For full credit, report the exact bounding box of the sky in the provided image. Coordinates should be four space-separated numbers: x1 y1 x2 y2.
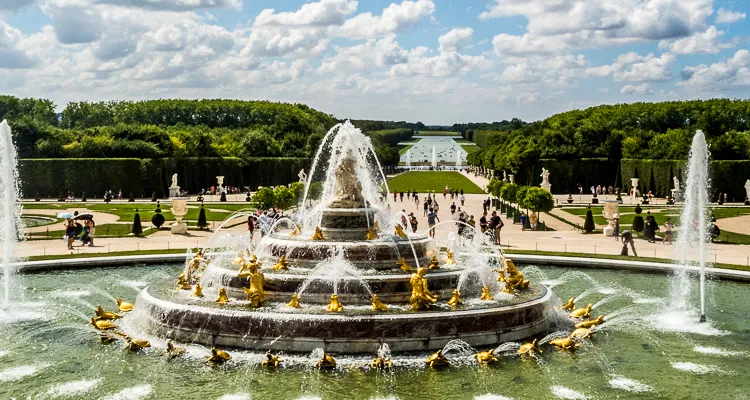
0 0 748 125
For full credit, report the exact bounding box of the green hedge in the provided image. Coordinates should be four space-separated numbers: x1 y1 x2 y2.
536 159 617 194
19 157 310 199
367 128 414 146
472 130 509 148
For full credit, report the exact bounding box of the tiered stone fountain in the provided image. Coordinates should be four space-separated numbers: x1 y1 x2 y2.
131 121 560 354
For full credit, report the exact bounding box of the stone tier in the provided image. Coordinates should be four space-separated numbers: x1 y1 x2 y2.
320 207 378 240
130 283 561 353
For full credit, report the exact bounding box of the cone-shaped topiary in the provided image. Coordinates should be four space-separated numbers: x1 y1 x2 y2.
632 204 644 232
128 192 135 202
132 209 143 236
583 207 595 233
197 203 208 229
151 191 157 202
220 192 227 202
81 192 87 202
151 201 165 229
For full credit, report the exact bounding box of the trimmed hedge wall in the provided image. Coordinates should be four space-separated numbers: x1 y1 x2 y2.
19 157 309 199
472 130 508 149
536 159 617 195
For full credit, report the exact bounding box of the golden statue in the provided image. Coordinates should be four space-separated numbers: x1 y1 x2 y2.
518 339 540 358
326 294 344 312
232 251 246 266
208 348 232 365
370 355 392 370
475 349 499 366
94 305 121 321
495 259 530 290
575 315 604 329
394 225 407 238
240 262 265 308
311 227 325 240
90 317 117 331
373 220 381 233
315 352 337 369
570 328 593 340
445 250 455 265
176 272 192 290
396 257 413 272
365 227 377 240
187 253 207 282
261 351 283 367
409 267 438 311
126 338 151 351
548 337 578 350
287 293 302 308
273 255 289 271
116 298 133 312
99 332 124 345
163 341 187 358
425 350 449 368
428 256 440 270
238 255 261 276
290 227 300 236
560 297 575 311
193 283 204 298
216 288 231 304
501 283 515 294
447 289 462 308
569 304 592 319
371 294 388 311
480 285 494 301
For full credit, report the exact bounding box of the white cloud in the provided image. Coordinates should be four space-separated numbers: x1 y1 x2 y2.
492 33 566 56
438 27 473 52
620 83 652 95
586 52 675 82
339 0 435 40
679 49 750 90
715 8 746 24
0 21 38 68
254 0 357 27
95 0 241 11
658 26 724 54
318 35 407 73
0 0 36 11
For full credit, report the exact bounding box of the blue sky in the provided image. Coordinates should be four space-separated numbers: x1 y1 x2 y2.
0 0 748 124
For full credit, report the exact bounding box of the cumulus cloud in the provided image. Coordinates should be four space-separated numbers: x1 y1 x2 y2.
339 0 435 40
438 27 473 52
94 0 241 11
0 0 37 11
318 35 407 73
0 21 37 68
658 26 725 54
254 0 356 27
620 83 652 95
586 52 675 82
679 49 750 90
715 8 746 24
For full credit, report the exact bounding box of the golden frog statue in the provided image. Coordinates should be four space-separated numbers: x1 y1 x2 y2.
560 297 575 311
315 352 337 369
365 227 377 240
311 227 325 240
116 298 133 312
518 339 540 358
425 350 449 368
570 327 593 340
475 349 499 366
240 262 265 308
163 341 187 358
273 255 289 271
396 257 413 272
548 337 578 350
216 288 231 304
371 294 388 311
445 250 455 265
208 348 232 365
480 285 494 301
370 356 392 370
495 259 529 290
261 351 283 367
193 283 204 298
99 331 127 345
447 289 462 308
126 338 151 351
287 293 302 308
94 305 121 321
428 256 440 270
394 225 407 238
409 267 438 311
326 294 344 312
569 304 592 319
90 317 117 331
575 315 604 329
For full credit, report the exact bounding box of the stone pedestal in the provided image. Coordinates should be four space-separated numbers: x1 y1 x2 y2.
170 198 188 235
168 186 180 199
541 183 551 193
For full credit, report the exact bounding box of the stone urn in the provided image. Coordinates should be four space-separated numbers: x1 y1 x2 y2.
170 198 189 234
630 178 639 200
602 200 619 237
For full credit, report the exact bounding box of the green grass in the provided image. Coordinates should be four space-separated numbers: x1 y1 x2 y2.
22 202 255 223
462 145 481 153
26 248 187 262
415 131 461 136
561 206 680 227
398 145 413 156
398 138 422 144
27 223 158 239
388 171 484 194
712 207 750 219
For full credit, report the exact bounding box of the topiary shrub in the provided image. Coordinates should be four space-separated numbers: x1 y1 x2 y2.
81 192 87 202
132 209 143 236
35 192 41 202
151 201 165 229
151 191 157 202
591 192 598 204
220 192 227 202
197 203 208 230
583 207 595 233
58 192 66 202
632 205 644 232
246 191 252 202
128 192 135 202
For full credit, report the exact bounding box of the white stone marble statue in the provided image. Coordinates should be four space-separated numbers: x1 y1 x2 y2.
503 170 508 182
745 179 750 200
170 198 188 234
298 169 307 183
540 168 551 193
673 176 680 191
171 173 178 188
169 173 180 198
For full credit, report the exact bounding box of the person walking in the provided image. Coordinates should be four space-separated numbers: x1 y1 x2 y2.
64 219 75 250
423 200 429 216
466 215 476 240
459 194 465 206
87 219 96 247
248 215 255 240
427 209 439 238
399 192 404 202
621 230 638 256
432 201 439 216
519 212 527 231
450 202 457 216
409 213 418 233
663 218 674 245
479 212 488 233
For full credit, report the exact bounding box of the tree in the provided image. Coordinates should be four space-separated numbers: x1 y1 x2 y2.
487 179 504 197
151 202 165 229
583 207 595 233
197 203 208 229
252 187 276 210
515 185 530 207
499 183 519 203
289 181 305 206
273 186 295 210
632 205 644 232
307 181 323 203
132 209 143 236
520 187 554 213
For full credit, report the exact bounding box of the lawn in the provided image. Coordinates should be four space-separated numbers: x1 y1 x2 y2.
27 223 158 239
462 145 481 153
398 144 413 156
387 171 484 194
562 206 750 227
22 202 256 223
415 131 461 136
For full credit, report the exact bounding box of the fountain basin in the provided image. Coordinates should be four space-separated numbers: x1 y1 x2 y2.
130 283 559 353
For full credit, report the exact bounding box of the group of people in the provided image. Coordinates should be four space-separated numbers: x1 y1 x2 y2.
442 186 465 205
63 214 96 250
393 189 419 203
247 205 284 239
479 211 504 245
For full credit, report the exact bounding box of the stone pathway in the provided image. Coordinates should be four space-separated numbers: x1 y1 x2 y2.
716 214 750 235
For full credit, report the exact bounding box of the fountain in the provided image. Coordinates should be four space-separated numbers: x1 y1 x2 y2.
130 121 559 353
431 145 437 168
0 120 21 307
455 147 461 169
672 130 711 322
406 148 411 170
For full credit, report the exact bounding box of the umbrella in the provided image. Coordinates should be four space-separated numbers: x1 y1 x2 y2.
74 213 94 220
57 212 74 219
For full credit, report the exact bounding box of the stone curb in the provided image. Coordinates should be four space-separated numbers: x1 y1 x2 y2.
11 254 186 273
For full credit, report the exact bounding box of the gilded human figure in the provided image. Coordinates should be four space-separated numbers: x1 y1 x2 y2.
409 267 438 310
240 261 265 308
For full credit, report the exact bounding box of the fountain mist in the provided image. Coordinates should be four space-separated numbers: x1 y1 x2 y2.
672 130 710 322
0 120 21 307
431 145 437 168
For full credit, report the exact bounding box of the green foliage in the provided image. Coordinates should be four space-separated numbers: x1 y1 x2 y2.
367 128 414 146
289 182 305 204
273 186 295 210
486 179 504 197
252 187 276 210
386 172 484 194
132 210 143 235
583 208 595 233
520 187 554 212
197 205 208 229
307 181 323 201
350 120 423 133
499 183 519 203
632 215 645 232
515 185 529 206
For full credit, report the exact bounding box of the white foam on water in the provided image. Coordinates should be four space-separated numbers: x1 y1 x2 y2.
647 310 727 336
0 308 45 324
55 290 92 298
633 297 661 304
693 346 747 356
218 394 250 400
47 378 103 397
0 364 47 382
550 386 587 400
608 376 652 393
102 384 153 400
0 350 7 358
671 362 724 375
475 395 514 400
598 288 618 295
295 397 322 400
119 280 148 291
